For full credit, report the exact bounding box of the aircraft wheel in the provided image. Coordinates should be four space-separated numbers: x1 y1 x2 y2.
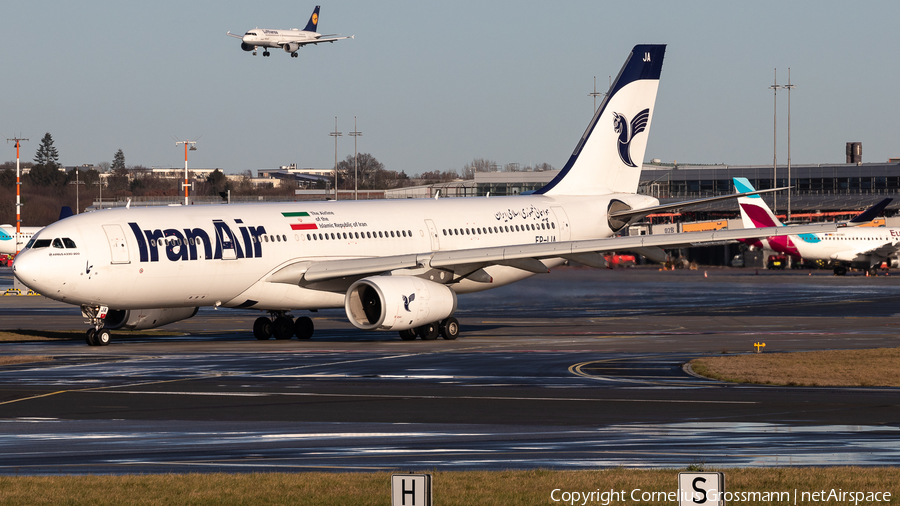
834 266 847 276
273 316 294 340
439 317 459 340
85 328 97 346
398 329 417 341
416 322 439 340
95 329 112 346
294 316 314 340
253 317 273 340
868 266 879 276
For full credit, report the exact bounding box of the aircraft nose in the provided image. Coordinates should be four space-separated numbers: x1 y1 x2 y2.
12 250 38 288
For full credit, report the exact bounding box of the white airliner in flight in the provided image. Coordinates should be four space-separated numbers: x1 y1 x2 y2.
734 177 895 275
227 5 352 58
13 45 845 346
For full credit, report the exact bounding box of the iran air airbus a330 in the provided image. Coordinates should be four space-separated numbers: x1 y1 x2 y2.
13 45 844 346
227 5 352 58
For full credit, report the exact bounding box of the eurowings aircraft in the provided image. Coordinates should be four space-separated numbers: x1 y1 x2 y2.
734 177 895 275
13 45 846 346
226 5 352 58
0 226 40 255
0 207 73 255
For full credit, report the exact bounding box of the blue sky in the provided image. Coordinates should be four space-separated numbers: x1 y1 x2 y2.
3 1 899 175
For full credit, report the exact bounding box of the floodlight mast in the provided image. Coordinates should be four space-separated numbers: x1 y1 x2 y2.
175 140 197 205
7 137 28 254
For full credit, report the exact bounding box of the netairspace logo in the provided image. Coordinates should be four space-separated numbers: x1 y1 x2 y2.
549 488 893 506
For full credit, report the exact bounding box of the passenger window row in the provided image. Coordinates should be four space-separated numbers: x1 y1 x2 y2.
442 222 555 236
308 230 413 241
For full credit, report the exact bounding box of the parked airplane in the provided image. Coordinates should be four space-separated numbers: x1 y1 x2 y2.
227 5 352 58
0 226 40 255
734 177 894 275
0 207 73 255
13 45 844 346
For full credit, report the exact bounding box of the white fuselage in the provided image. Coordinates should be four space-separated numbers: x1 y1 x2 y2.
242 28 319 49
0 225 41 255
13 193 657 310
774 227 900 266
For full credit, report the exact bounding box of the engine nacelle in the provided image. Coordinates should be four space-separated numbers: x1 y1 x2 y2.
241 42 255 52
345 276 457 331
103 307 199 330
283 42 300 53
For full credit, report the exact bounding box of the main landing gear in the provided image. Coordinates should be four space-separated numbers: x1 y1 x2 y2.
263 50 271 57
82 305 111 347
253 311 314 340
290 52 298 58
398 317 460 341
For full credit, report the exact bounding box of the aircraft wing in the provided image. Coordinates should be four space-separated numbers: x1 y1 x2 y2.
848 241 900 260
297 35 353 46
226 31 243 39
268 222 843 287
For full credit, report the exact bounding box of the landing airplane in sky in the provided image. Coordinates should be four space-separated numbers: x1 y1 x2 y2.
13 45 847 346
734 177 894 275
226 5 352 58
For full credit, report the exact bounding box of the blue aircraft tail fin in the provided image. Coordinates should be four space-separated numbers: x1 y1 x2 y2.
303 5 320 32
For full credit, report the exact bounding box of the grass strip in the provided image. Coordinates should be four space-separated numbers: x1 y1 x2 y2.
0 468 897 506
690 347 900 386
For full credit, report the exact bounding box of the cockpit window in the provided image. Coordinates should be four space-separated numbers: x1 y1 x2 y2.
62 238 77 248
52 238 64 249
32 239 51 249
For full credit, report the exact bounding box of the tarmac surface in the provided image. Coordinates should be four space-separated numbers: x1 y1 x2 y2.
1 266 900 474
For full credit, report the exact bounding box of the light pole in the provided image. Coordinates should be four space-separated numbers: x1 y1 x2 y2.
329 118 342 200
175 140 197 205
93 179 105 210
349 117 362 200
783 68 796 222
68 168 83 214
6 137 28 254
588 75 610 113
769 69 783 215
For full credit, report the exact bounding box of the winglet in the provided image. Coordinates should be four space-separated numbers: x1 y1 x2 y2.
846 198 893 226
304 5 321 32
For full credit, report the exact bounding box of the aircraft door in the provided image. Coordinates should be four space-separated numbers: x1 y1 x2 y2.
424 219 440 251
551 207 571 241
103 224 131 264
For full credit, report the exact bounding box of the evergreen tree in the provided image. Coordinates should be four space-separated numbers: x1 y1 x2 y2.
33 133 60 171
28 133 65 187
111 149 126 172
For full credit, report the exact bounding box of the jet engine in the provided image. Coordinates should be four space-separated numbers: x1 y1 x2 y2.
103 307 199 330
283 42 300 53
240 43 255 52
345 276 457 331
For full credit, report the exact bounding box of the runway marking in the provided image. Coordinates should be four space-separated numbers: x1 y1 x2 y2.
88 390 758 404
0 390 68 406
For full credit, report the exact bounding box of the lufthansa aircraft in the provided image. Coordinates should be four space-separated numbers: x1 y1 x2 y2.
13 45 845 346
226 5 352 58
734 177 894 275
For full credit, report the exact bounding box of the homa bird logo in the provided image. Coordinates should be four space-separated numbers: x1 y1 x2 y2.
402 293 415 312
612 108 650 168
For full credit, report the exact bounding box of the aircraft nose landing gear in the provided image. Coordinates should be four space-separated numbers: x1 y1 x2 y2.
82 305 111 346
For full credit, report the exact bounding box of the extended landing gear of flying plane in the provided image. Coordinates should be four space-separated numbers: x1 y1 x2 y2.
290 52 298 58
263 50 271 57
253 312 314 340
398 317 460 341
